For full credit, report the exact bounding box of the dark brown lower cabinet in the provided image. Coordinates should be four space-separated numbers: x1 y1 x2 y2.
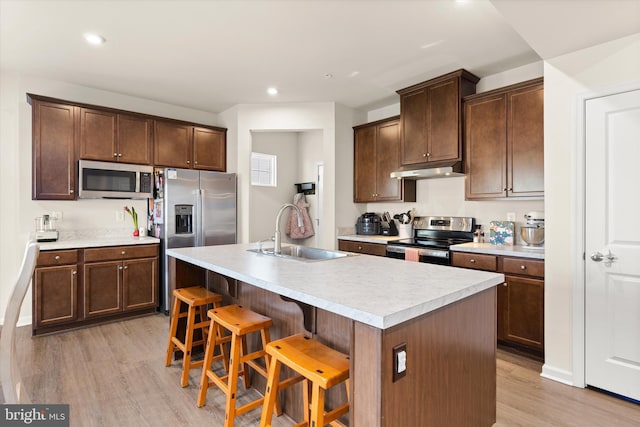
338 240 387 256
452 252 544 356
498 275 544 352
33 244 158 335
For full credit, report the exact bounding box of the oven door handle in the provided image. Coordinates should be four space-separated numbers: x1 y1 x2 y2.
387 245 450 259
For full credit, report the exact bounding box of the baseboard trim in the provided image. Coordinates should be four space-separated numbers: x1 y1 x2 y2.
541 363 576 387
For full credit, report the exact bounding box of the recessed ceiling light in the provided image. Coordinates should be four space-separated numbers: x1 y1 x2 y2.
348 71 360 78
84 33 106 45
267 87 278 96
323 73 333 79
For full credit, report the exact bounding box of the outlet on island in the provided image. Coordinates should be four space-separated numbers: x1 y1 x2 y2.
115 210 125 222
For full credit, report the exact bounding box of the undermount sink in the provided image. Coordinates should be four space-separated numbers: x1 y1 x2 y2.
248 245 353 261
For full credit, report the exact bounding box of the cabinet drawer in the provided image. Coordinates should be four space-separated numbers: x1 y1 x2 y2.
451 252 497 271
37 250 78 266
338 240 387 257
84 244 158 262
503 257 544 278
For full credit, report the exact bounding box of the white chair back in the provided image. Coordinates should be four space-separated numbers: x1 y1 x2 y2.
0 241 39 403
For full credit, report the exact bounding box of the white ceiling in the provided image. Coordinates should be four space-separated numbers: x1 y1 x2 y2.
1 0 638 113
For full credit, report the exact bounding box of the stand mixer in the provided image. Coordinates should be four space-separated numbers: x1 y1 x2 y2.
521 211 544 246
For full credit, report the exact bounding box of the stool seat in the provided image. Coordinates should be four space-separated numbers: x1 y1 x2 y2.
267 334 349 390
198 304 278 427
260 334 350 427
165 286 226 388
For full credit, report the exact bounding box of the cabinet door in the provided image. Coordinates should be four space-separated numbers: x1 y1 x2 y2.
500 275 544 351
400 88 428 165
375 120 402 200
84 261 122 318
193 127 226 171
79 108 117 162
32 100 77 200
353 125 377 202
34 265 78 327
508 84 544 197
464 95 507 199
118 114 153 165
123 257 158 311
427 77 460 162
154 120 192 168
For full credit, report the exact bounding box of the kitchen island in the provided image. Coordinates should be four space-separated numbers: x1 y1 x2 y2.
167 243 504 427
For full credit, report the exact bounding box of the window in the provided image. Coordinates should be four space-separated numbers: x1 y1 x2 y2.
251 152 277 186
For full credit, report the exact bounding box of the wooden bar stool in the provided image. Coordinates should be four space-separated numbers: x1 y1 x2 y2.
197 304 281 427
165 286 228 387
260 333 350 427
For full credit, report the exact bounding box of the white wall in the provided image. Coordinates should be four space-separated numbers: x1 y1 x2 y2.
542 32 640 384
220 102 361 250
0 72 220 325
249 132 299 242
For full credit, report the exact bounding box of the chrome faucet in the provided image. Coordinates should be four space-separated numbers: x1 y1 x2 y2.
274 203 303 254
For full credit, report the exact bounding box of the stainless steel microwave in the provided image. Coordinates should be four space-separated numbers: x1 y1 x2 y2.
78 160 153 199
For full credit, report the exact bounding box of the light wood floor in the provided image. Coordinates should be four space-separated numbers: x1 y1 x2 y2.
4 313 639 426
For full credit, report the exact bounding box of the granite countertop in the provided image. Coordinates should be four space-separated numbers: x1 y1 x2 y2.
450 242 545 260
337 234 402 244
36 229 160 251
167 243 504 329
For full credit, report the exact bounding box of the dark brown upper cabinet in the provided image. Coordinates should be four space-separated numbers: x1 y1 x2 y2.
353 117 416 203
464 78 544 200
397 69 479 171
154 120 227 171
29 96 78 200
79 109 153 165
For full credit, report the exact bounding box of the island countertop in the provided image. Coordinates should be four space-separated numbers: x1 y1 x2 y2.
167 243 504 329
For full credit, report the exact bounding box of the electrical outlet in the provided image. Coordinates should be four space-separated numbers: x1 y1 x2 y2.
506 212 516 222
392 343 407 382
115 210 125 222
49 211 63 221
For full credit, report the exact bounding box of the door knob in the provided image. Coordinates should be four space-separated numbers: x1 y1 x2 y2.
590 250 616 262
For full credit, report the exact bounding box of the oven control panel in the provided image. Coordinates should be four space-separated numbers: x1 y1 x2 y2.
413 216 474 232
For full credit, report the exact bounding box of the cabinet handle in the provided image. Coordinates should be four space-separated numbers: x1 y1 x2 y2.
520 265 526 270
121 251 126 255
187 160 190 164
470 259 476 263
427 152 431 157
423 153 427 157
55 255 60 260
358 246 363 250
113 153 118 157
69 189 74 194
194 160 198 165
503 282 508 287
118 153 123 157
508 187 513 191
119 266 124 270
72 271 77 276
123 266 128 270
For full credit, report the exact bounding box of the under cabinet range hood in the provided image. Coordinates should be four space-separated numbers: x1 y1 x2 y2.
390 164 464 180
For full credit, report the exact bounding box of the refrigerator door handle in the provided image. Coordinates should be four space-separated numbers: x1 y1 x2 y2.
199 188 206 247
194 188 202 247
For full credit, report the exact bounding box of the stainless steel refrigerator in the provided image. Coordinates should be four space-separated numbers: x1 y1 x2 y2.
157 168 237 313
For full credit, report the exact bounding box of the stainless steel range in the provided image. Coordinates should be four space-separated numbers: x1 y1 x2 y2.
386 216 475 265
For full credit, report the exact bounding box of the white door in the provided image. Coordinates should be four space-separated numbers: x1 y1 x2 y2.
585 88 640 401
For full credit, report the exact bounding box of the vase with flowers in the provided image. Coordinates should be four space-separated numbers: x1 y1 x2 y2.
124 206 139 236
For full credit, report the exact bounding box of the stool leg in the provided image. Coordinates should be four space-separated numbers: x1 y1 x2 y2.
240 334 251 389
309 382 326 427
261 328 282 417
225 333 242 427
302 379 310 425
259 356 282 427
198 304 209 339
213 301 230 372
165 297 181 366
197 316 218 407
181 305 197 387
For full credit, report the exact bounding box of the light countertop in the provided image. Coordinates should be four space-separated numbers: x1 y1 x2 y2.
337 234 402 244
167 243 504 329
36 229 159 251
450 242 545 259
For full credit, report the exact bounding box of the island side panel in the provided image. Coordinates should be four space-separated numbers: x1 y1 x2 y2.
352 287 497 427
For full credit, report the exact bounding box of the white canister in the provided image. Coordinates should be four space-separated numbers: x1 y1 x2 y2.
138 227 147 237
398 223 412 239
